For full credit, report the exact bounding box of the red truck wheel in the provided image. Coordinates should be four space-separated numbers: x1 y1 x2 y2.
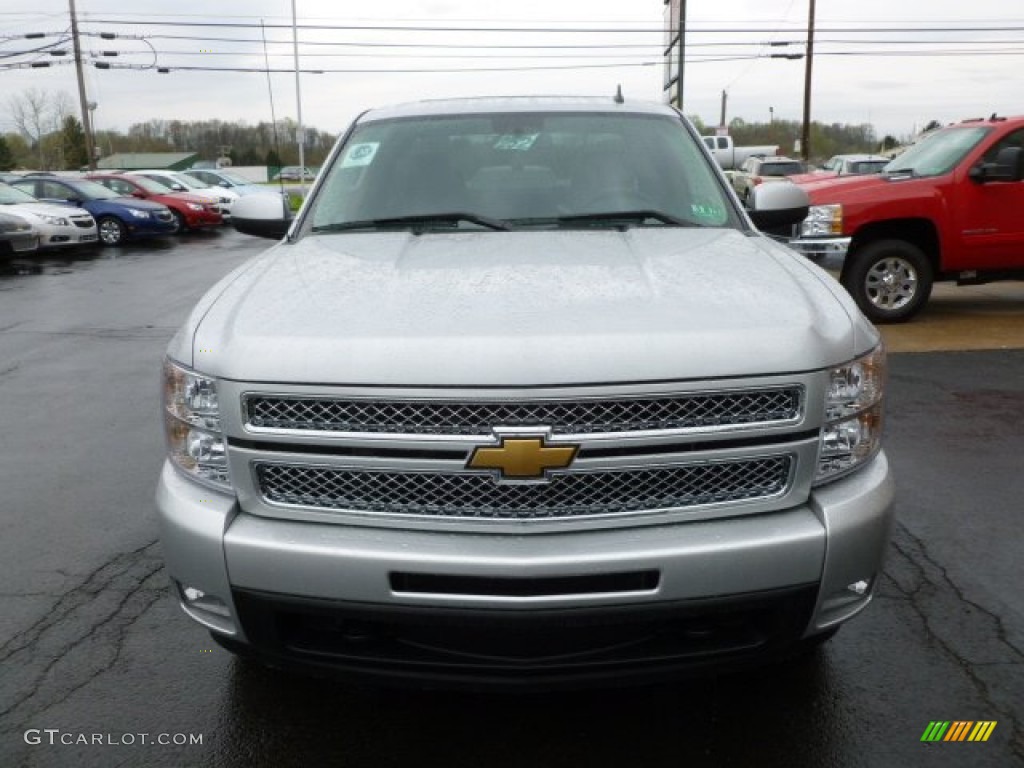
842 239 934 323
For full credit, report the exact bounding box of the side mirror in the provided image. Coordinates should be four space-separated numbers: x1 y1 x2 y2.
232 193 293 240
132 191 145 198
747 182 810 236
219 181 230 188
969 146 1024 183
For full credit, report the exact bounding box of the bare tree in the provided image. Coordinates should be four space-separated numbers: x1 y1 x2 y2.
5 88 75 169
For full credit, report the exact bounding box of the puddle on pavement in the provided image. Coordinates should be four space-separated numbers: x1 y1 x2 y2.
0 249 105 278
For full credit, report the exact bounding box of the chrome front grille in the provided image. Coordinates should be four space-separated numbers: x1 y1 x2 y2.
255 456 794 520
244 388 802 436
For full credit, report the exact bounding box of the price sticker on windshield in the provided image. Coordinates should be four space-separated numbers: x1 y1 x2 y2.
342 142 380 167
493 134 539 151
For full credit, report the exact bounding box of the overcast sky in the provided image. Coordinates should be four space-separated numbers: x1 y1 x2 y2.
2 0 1022 144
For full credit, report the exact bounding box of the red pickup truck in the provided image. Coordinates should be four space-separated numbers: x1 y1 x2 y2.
788 115 1024 322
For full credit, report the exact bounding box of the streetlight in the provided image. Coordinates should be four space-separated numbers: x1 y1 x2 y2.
291 0 305 177
87 100 99 162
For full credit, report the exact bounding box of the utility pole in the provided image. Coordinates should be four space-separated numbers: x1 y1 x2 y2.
676 1 686 110
719 90 728 129
800 0 816 163
291 0 305 176
69 0 97 171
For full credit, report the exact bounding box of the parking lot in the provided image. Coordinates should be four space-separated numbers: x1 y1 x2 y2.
1 230 1022 768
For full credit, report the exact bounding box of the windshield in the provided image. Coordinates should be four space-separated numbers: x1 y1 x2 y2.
886 126 991 176
65 180 118 200
173 173 209 190
847 160 888 175
307 111 738 232
216 171 249 185
759 162 804 176
0 183 39 204
131 175 173 194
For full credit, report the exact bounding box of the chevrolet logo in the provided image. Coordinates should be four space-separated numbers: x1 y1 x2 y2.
466 435 579 481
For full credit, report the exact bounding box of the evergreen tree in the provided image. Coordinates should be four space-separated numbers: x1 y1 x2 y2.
60 116 89 170
0 135 14 171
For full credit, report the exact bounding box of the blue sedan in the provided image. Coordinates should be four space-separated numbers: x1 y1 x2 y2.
10 177 177 246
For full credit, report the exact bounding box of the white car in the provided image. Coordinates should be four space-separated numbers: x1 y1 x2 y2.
183 169 276 198
127 170 238 219
0 182 98 248
818 154 890 177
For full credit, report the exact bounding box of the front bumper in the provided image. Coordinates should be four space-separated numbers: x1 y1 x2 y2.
183 209 224 229
788 236 851 260
1 231 39 254
40 227 98 248
128 218 177 238
156 452 894 684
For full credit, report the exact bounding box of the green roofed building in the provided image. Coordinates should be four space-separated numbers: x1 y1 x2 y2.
96 152 199 171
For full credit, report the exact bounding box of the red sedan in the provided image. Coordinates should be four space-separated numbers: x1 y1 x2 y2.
86 173 222 233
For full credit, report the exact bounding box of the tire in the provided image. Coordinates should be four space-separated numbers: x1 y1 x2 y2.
96 215 126 246
171 210 187 234
841 239 933 323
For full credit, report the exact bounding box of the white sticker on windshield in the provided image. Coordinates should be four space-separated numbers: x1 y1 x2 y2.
493 134 539 151
691 203 725 222
341 142 379 167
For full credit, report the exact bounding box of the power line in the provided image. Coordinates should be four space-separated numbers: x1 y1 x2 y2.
78 18 1024 34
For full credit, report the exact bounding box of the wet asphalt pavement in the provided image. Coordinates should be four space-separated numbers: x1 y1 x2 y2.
0 230 1022 768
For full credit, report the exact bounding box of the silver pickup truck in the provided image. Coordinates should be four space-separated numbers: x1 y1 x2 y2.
157 96 893 687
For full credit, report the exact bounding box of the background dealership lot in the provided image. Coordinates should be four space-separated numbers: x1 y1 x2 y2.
0 231 1022 767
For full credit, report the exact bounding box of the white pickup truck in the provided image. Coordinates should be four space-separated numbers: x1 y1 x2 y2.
703 134 781 170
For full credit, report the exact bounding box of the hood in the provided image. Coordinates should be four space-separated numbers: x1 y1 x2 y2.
165 192 215 205
108 196 169 212
187 228 871 386
797 173 895 203
2 202 91 220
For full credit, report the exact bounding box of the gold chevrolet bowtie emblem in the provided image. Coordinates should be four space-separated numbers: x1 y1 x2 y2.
466 436 579 480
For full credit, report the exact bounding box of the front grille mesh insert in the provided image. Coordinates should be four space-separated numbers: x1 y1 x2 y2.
245 388 802 436
255 456 793 520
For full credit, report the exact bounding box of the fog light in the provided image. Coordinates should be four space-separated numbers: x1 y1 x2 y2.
847 579 870 596
178 583 231 618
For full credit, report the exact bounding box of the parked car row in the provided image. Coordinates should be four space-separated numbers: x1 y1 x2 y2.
0 183 99 248
0 166 289 252
87 174 222 234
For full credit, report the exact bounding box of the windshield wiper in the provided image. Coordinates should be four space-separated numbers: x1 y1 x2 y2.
312 212 512 233
554 210 696 228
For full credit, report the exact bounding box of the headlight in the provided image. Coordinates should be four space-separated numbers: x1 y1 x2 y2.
40 214 70 226
186 203 204 211
128 208 151 219
799 204 843 237
164 358 231 491
815 344 886 485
